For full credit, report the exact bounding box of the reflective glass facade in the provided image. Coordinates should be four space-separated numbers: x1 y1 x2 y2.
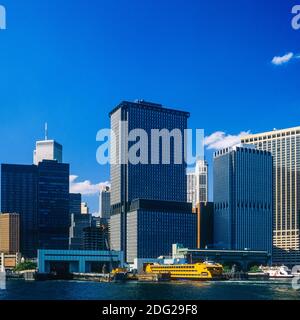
1 164 38 257
109 101 193 261
213 146 273 255
38 160 70 250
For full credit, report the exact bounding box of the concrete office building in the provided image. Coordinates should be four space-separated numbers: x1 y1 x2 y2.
0 213 20 254
33 124 62 165
187 160 209 207
83 223 109 251
242 127 300 265
110 100 196 262
99 186 111 220
81 202 89 215
69 213 92 250
213 144 273 255
33 140 62 165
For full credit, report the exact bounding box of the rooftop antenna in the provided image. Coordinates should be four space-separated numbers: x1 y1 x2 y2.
45 122 48 140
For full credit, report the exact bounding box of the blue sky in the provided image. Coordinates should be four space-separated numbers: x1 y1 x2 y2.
0 0 300 212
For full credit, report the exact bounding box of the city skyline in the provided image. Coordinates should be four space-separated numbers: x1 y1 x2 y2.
0 1 300 213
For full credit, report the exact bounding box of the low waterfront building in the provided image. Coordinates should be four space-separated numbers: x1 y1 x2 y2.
172 244 271 271
37 249 124 274
0 252 22 270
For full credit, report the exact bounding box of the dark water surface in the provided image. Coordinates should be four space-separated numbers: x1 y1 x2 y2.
0 279 299 300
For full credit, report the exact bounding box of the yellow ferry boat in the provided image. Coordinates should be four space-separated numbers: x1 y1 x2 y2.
145 262 224 280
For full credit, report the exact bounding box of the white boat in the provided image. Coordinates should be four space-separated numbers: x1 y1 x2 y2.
259 265 294 279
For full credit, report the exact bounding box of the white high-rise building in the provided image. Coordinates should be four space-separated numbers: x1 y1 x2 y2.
242 127 300 265
81 202 89 215
33 124 62 165
99 186 111 219
187 160 208 207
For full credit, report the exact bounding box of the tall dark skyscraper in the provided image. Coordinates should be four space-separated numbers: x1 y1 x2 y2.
213 144 273 255
110 100 196 262
1 160 70 257
69 193 82 215
1 164 38 257
37 160 70 250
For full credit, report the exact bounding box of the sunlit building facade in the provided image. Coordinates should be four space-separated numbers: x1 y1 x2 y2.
242 127 300 265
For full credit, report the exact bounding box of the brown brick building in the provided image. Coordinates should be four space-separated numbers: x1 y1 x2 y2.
0 213 20 254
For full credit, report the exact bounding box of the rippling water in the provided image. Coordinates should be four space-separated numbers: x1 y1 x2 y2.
0 279 300 300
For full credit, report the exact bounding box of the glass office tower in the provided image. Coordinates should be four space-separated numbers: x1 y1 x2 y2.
110 100 196 262
242 127 300 265
38 160 70 250
69 193 82 215
1 164 38 257
213 145 273 255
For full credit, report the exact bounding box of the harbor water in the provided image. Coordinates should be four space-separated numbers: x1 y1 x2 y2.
0 279 300 300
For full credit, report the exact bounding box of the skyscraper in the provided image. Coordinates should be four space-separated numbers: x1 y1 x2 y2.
69 213 92 250
213 144 273 254
110 100 196 262
99 186 111 220
242 127 300 265
81 202 89 215
0 213 20 254
37 160 70 250
33 140 63 165
69 193 82 215
187 160 208 207
1 160 70 257
1 164 38 257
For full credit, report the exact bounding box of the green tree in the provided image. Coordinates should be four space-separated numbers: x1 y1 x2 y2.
249 265 260 273
14 261 37 272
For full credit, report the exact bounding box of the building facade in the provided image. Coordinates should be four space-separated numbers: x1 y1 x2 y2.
187 160 208 207
83 223 109 251
69 213 92 250
69 193 82 215
81 202 89 215
33 140 63 165
126 200 197 263
1 164 38 257
1 160 70 257
242 127 300 265
0 213 20 254
110 100 195 261
213 145 273 255
37 160 70 250
193 202 214 249
99 186 111 220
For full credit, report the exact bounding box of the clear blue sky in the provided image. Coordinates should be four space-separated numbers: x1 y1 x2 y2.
0 0 300 212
